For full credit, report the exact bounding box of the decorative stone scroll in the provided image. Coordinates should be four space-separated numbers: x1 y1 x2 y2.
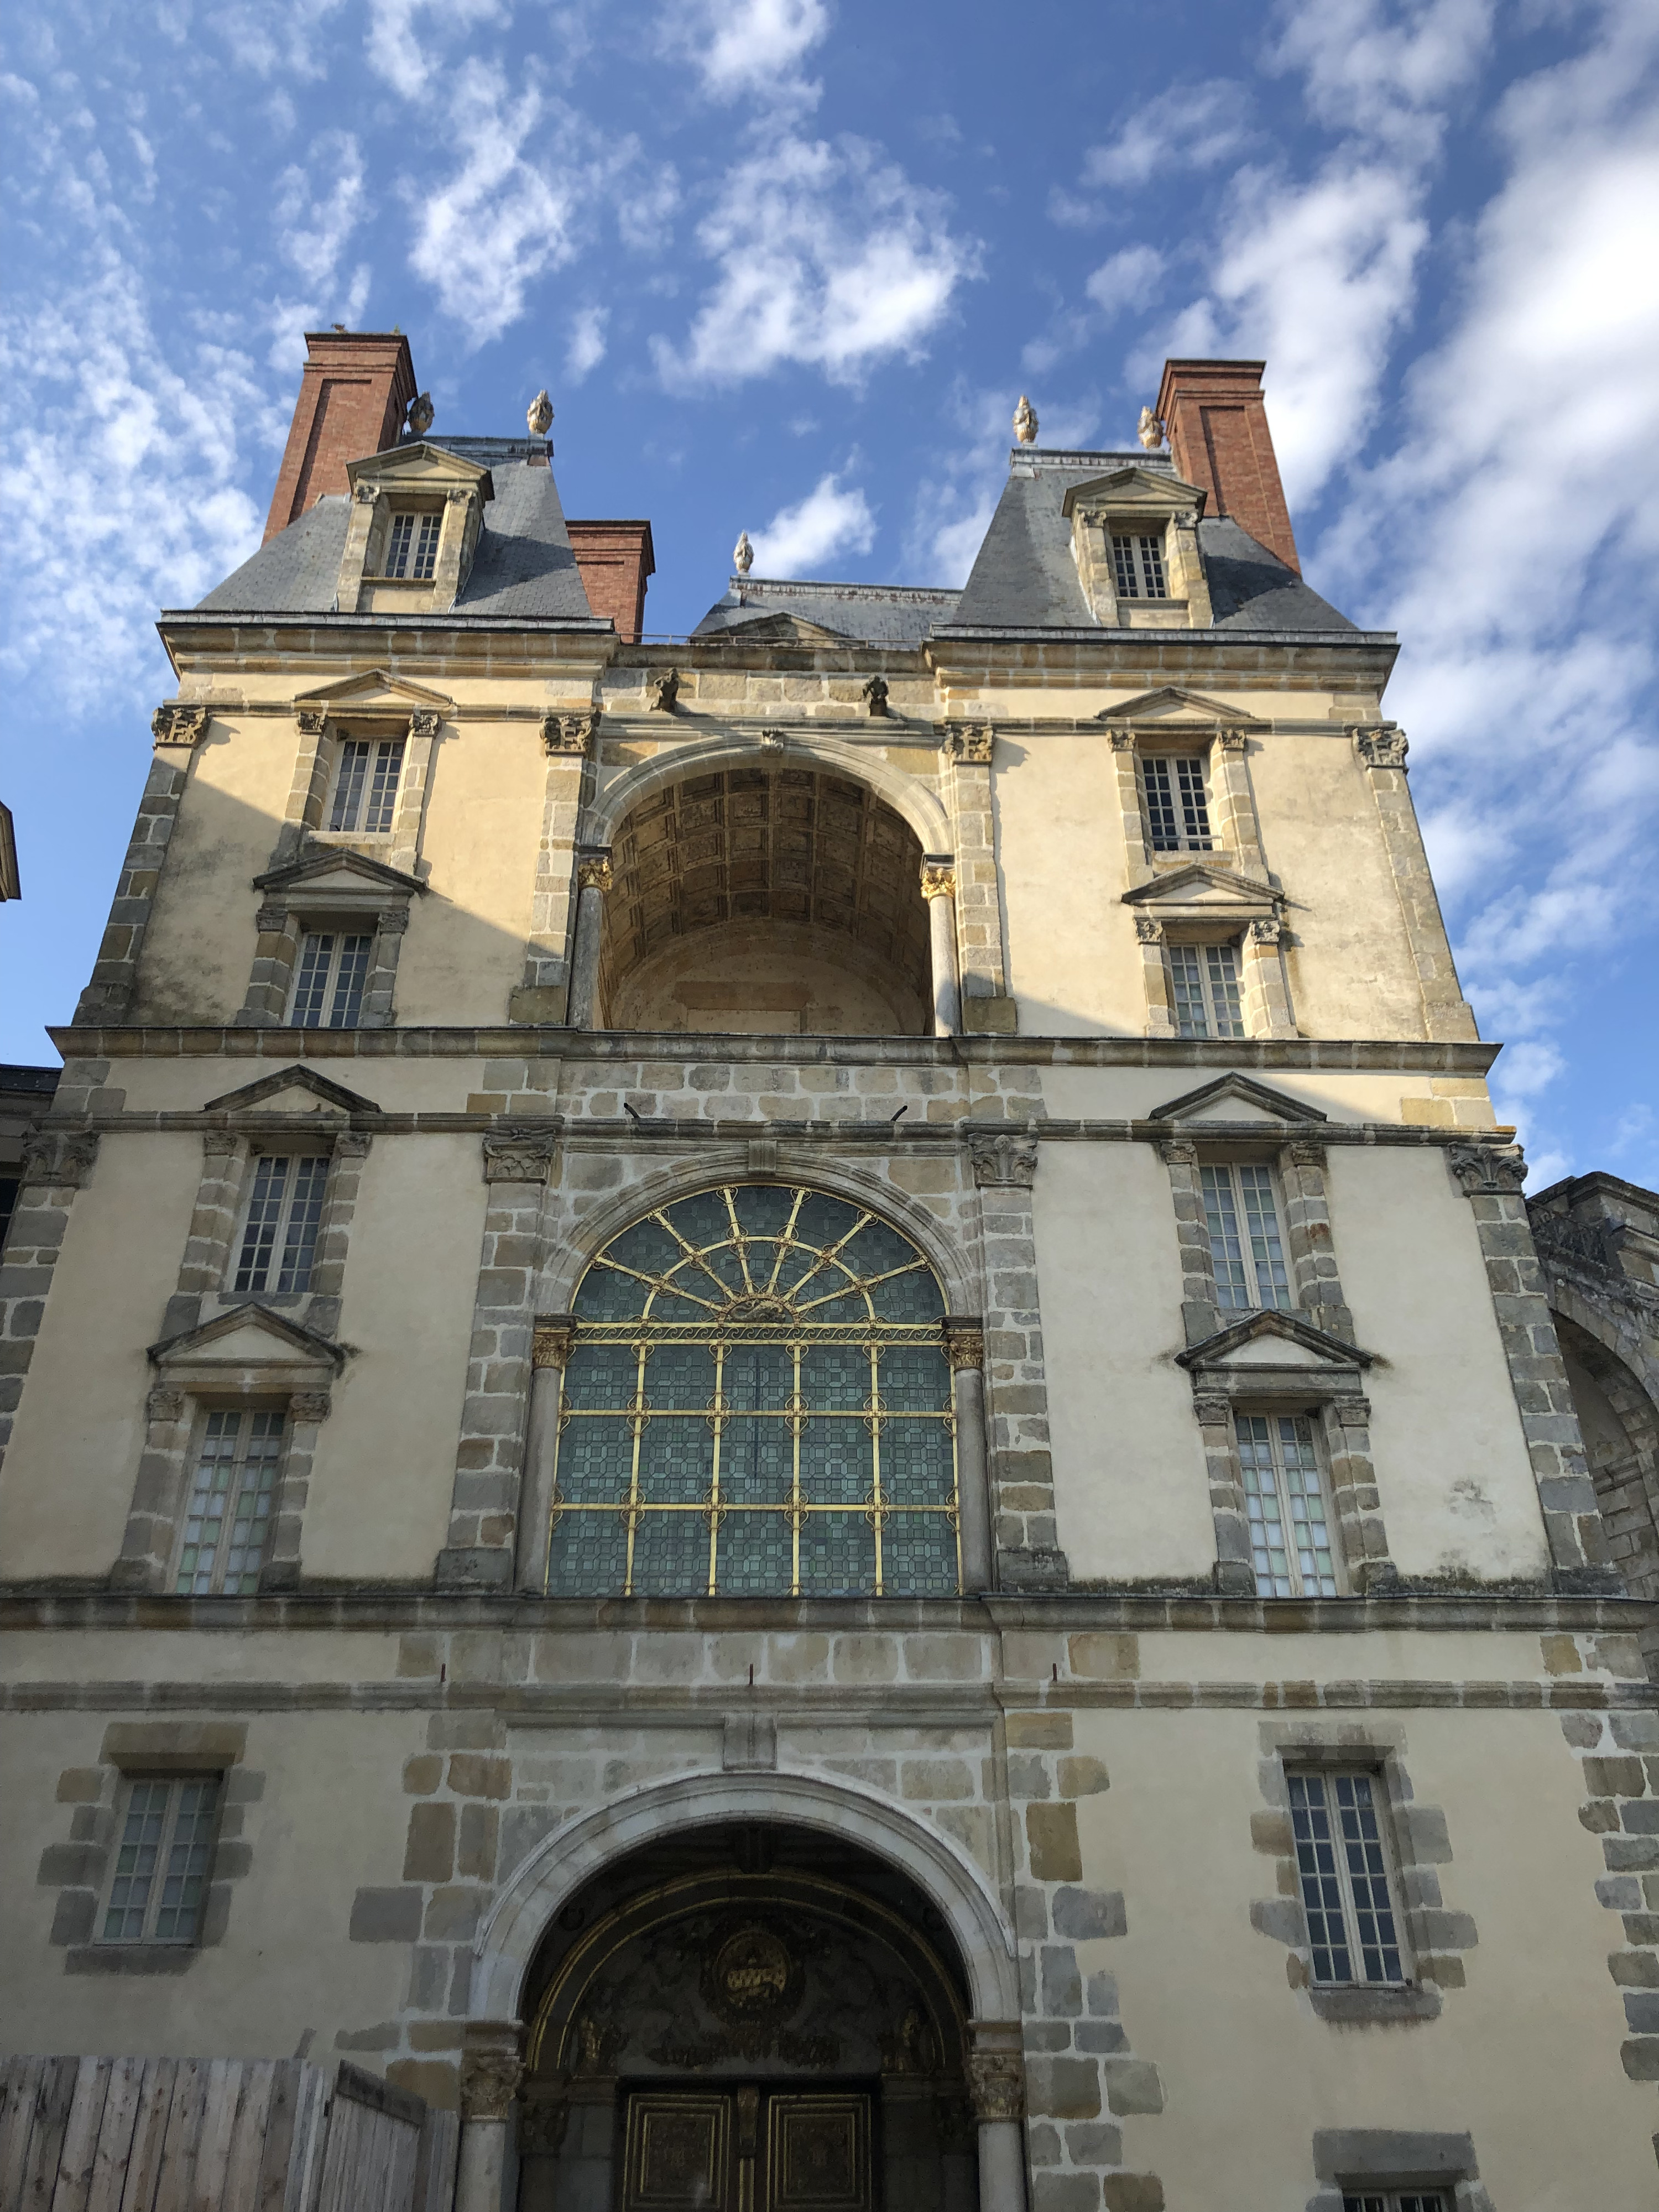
969 1134 1038 1190
943 726 994 765
296 708 329 738
533 1321 576 1369
1447 1143 1528 1197
541 712 596 757
943 1321 985 1371
460 2022 525 2122
151 705 209 748
966 2048 1025 2123
1352 723 1410 771
919 863 956 902
576 853 614 895
483 1130 560 1185
21 1131 100 1189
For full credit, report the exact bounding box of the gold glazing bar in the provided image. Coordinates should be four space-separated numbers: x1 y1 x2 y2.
706 1339 724 1597
622 1340 647 1597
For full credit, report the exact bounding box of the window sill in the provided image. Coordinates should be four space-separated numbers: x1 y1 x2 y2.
1308 1983 1441 2023
66 1943 199 1975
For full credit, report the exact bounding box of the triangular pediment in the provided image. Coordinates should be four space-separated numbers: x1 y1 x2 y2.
345 442 493 499
1177 1311 1373 1373
253 849 425 898
293 670 453 712
1098 688 1268 728
1151 1074 1326 1125
1062 466 1204 518
202 1067 380 1119
708 611 854 647
1122 864 1277 910
150 1303 344 1375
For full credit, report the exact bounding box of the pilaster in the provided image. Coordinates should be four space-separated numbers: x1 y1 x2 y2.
943 728 1016 1034
1353 726 1480 1044
72 714 202 1024
0 1131 98 1475
511 716 593 1024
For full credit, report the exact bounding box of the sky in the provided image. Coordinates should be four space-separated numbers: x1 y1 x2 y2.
1 0 1656 1190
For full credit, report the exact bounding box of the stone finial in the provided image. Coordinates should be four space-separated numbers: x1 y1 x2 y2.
862 674 889 718
527 388 554 437
1138 406 1165 451
1012 395 1038 446
406 392 435 438
733 530 754 576
649 668 680 713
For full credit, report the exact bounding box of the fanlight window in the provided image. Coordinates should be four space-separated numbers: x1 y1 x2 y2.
545 1184 959 1599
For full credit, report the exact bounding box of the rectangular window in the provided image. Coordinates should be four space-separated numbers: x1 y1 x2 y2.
1289 1769 1407 1986
1201 1163 1292 1311
1168 941 1245 1039
289 931 372 1029
1342 2196 1447 2212
1112 531 1167 599
1238 1413 1337 1595
1142 754 1213 852
176 1408 284 1594
100 1774 221 1944
384 511 440 580
233 1153 328 1293
327 737 405 834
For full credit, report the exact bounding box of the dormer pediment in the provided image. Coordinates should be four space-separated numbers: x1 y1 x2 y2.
345 442 493 501
253 850 424 900
707 612 853 648
293 670 453 719
1061 466 1205 519
202 1067 381 1120
149 1302 345 1381
1099 687 1268 731
1177 1311 1373 1375
338 445 491 615
1122 864 1279 913
1151 1073 1327 1125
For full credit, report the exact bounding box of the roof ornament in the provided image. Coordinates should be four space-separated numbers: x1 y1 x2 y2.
1137 406 1165 451
862 675 889 719
406 392 435 439
527 389 554 437
733 530 754 576
1013 394 1038 445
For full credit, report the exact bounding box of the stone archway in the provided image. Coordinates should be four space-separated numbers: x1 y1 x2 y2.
1555 1312 1659 1597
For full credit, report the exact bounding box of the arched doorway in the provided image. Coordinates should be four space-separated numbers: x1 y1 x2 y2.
598 767 933 1035
517 1823 979 2212
1556 1314 1659 1597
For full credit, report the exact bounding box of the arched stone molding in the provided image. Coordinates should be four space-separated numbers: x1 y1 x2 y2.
585 732 953 857
1551 1298 1659 1599
534 1146 983 1320
472 1768 1020 2023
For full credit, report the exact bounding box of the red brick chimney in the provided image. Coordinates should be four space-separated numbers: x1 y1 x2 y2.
1155 359 1300 574
263 331 419 543
566 521 655 643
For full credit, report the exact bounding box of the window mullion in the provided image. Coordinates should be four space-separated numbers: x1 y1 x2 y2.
623 1342 647 1598
707 1340 724 1599
868 1342 884 1598
789 1339 802 1600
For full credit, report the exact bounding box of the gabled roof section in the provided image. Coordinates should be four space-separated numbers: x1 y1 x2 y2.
1177 1310 1373 1372
1099 687 1269 729
692 578 961 648
293 670 452 712
149 1302 345 1374
1151 1073 1327 1124
201 1067 381 1118
252 849 425 898
1121 863 1279 911
1060 464 1205 518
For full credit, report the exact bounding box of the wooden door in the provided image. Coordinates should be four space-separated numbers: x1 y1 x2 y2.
619 2089 874 2212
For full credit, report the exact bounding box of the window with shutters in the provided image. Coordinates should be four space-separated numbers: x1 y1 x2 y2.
98 1775 222 1944
233 1154 329 1293
327 737 405 834
1142 753 1213 851
175 1408 284 1593
1201 1163 1291 1311
288 930 372 1029
1238 1413 1338 1595
1288 1769 1409 1987
1168 940 1245 1039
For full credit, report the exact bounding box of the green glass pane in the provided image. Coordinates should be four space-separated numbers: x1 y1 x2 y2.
799 1510 875 1595
724 1343 792 1412
637 1415 713 1505
546 1511 628 1595
801 1273 872 1323
554 1415 634 1505
800 1343 871 1410
696 1237 749 1300
791 1190 861 1253
604 1218 684 1278
645 1340 716 1411
734 1185 798 1239
882 1420 955 1505
716 1509 792 1595
722 1412 792 1506
740 1240 786 1295
575 1262 648 1321
631 1510 710 1596
655 1256 732 1312
868 1264 944 1322
840 1219 916 1281
883 1512 959 1596
877 1345 952 1412
562 1344 640 1411
646 1290 713 1322
800 1415 869 1506
665 1189 730 1250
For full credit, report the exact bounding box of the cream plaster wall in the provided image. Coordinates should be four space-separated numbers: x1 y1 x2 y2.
1076 1704 1647 2210
1034 1143 1215 1581
0 1134 200 1578
303 1133 483 1579
995 736 1138 1036
1329 1147 1551 1580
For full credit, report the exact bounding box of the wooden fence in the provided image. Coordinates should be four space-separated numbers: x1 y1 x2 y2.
0 2055 459 2212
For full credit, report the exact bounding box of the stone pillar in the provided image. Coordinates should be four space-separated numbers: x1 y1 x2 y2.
944 1318 992 1591
566 849 612 1030
457 2020 524 2212
1134 916 1176 1037
515 1316 575 1592
943 728 1016 1034
0 1132 98 1476
511 715 593 1024
967 2025 1027 2212
74 711 206 1024
1239 916 1296 1038
1209 729 1266 875
921 859 962 1036
1352 726 1479 1043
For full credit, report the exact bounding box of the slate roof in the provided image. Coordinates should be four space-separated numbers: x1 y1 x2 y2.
192 436 599 623
692 577 961 646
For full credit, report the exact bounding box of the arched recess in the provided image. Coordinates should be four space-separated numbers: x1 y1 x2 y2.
587 735 953 856
1553 1306 1659 1598
471 1768 1021 2027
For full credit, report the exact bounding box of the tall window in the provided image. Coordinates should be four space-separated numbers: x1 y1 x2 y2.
1238 1413 1337 1595
1112 531 1167 599
101 1775 221 1944
176 1408 283 1594
289 930 371 1029
1201 1164 1291 1311
1342 2196 1446 2212
1142 754 1213 851
234 1155 328 1293
1288 1770 1407 1985
328 737 404 833
385 511 440 580
545 1185 959 1600
1170 941 1244 1039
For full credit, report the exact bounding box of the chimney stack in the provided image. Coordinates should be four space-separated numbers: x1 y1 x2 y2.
263 331 419 543
565 521 656 644
1154 359 1300 574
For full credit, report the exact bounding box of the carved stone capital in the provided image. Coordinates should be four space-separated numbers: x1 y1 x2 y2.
577 854 614 895
1247 916 1281 947
410 709 442 740
1352 723 1408 771
1133 915 1165 946
541 712 596 757
483 1130 559 1184
944 726 994 765
1107 731 1138 753
296 709 329 738
1218 729 1250 755
1285 1138 1327 1171
152 705 210 748
1331 1396 1372 1430
1447 1142 1527 1197
460 2022 525 2122
254 901 289 936
332 1130 373 1159
201 1129 242 1162
920 863 956 902
1159 1138 1199 1168
22 1130 100 1189
145 1387 186 1425
533 1318 577 1368
354 480 379 504
965 2051 1025 2124
968 1134 1037 1190
1192 1393 1233 1429
376 904 410 936
942 1318 985 1371
289 1391 332 1425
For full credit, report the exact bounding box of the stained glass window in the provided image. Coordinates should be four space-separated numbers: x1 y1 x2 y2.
543 1184 958 1598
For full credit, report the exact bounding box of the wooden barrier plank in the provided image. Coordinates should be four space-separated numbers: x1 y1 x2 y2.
413 2110 457 2212
185 2063 238 2212
117 2058 178 2212
278 2069 328 2212
150 2060 207 2212
22 2059 79 2211
0 2058 48 2207
252 2065 299 2212
218 2063 274 2212
84 2059 144 2212
49 2057 112 2212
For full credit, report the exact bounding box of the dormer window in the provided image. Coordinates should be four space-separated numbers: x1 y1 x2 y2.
1113 532 1167 600
385 511 440 580
327 737 404 834
1143 754 1213 852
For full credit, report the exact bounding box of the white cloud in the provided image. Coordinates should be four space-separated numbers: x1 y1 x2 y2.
658 135 978 388
1084 244 1165 315
364 0 505 100
1051 80 1250 224
275 132 368 290
565 305 609 384
1271 0 1494 153
749 472 874 575
210 0 347 81
661 0 830 109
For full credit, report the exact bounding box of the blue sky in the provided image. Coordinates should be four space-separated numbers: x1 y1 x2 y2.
2 0 1656 1189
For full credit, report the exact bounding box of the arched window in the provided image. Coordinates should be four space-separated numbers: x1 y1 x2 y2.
545 1184 958 1598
